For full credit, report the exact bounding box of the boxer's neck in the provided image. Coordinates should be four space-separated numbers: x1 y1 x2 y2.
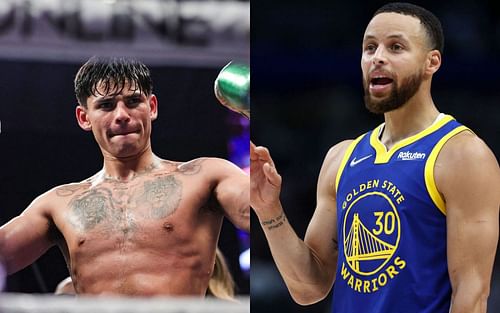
101 147 160 182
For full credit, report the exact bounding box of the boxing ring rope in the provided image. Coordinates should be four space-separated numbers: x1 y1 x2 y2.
0 293 249 313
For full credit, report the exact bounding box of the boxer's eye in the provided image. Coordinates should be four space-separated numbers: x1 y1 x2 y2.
97 101 114 110
126 97 142 107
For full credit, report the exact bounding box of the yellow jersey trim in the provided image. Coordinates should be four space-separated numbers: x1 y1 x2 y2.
335 134 366 192
424 125 470 215
370 115 455 164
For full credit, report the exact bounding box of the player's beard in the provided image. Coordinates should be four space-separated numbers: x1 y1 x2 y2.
364 70 423 114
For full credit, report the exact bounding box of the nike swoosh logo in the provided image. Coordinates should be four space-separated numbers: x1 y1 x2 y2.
349 154 373 167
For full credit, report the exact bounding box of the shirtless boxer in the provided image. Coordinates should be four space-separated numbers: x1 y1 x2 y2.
0 56 249 296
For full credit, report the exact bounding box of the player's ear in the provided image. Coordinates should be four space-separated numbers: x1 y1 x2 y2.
76 105 92 131
149 94 158 121
425 50 441 75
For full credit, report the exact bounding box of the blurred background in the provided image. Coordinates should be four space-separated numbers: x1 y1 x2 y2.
251 0 500 312
0 0 249 296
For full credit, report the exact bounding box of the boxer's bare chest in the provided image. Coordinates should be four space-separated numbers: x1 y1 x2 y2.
67 174 181 232
53 160 214 241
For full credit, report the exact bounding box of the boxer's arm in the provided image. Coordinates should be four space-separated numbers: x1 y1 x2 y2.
212 158 250 232
436 132 500 313
251 141 351 305
0 194 55 275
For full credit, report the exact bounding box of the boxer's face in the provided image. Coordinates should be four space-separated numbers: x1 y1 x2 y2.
76 81 158 158
361 13 430 114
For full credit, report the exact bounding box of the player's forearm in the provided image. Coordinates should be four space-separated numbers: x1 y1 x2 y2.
257 205 334 305
450 283 489 313
447 213 497 313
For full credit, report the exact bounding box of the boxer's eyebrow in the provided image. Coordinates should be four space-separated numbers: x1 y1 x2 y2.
93 97 116 107
92 88 144 105
126 94 146 100
94 96 115 103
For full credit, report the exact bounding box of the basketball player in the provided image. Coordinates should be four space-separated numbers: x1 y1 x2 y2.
0 56 249 296
251 3 499 312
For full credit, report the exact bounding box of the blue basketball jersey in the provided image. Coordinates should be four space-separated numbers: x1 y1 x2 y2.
332 115 469 313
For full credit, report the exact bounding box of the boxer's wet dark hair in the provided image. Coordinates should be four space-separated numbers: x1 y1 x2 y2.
374 2 444 54
74 56 153 107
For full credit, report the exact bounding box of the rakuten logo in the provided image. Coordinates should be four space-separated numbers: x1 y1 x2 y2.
397 151 426 161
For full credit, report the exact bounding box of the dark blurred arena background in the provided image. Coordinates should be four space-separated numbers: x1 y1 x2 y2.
0 0 249 296
251 0 500 312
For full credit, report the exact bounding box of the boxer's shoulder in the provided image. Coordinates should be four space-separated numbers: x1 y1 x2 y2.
19 182 91 220
51 181 93 199
176 157 244 179
131 157 238 177
174 157 209 176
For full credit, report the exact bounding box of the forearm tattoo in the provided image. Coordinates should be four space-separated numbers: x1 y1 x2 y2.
261 211 286 230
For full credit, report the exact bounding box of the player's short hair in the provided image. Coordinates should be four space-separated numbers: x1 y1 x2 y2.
374 2 444 54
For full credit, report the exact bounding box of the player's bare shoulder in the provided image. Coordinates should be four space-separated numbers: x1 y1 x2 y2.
435 130 500 199
313 139 357 204
439 130 500 163
436 130 498 174
322 140 356 180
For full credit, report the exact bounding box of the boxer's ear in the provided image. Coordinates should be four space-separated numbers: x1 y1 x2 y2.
76 105 92 131
149 94 158 121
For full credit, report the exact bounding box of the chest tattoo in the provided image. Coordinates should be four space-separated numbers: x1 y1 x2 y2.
133 175 182 219
67 175 183 233
69 188 114 231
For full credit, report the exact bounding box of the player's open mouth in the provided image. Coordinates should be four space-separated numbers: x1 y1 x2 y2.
369 76 394 95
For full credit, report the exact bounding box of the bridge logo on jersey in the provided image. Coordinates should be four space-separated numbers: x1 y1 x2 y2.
340 181 407 293
345 211 396 274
